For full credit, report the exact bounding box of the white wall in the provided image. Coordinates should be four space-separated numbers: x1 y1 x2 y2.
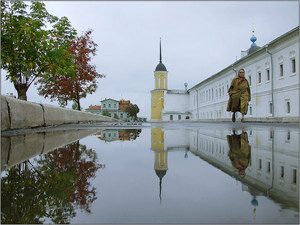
162 92 190 121
188 28 299 120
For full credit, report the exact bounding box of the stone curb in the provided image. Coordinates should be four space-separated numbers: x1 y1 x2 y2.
1 95 118 131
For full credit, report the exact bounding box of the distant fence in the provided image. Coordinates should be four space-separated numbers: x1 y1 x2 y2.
1 95 118 131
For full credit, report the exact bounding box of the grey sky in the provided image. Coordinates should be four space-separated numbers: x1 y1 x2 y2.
1 1 298 119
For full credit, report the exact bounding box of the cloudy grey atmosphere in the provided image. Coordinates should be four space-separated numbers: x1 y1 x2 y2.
1 1 299 119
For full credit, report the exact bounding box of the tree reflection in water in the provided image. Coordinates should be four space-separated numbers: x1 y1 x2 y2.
1 140 104 224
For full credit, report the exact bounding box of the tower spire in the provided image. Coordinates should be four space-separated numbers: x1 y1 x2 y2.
159 38 162 63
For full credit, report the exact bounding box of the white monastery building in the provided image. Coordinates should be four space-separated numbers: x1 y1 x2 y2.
151 26 299 122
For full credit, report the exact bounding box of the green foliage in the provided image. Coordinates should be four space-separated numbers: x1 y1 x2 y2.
1 1 76 100
37 29 105 110
72 101 82 110
102 109 110 117
125 103 140 121
1 141 104 224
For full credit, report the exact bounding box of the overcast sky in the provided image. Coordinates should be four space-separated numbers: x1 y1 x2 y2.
1 1 299 119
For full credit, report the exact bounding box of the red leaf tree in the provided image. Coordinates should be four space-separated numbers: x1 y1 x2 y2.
38 29 105 110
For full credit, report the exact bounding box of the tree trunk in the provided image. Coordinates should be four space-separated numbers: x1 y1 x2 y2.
77 100 81 111
75 87 81 111
75 97 81 111
14 83 28 101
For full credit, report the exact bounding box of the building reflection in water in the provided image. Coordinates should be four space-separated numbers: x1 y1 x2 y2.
150 126 299 213
96 129 142 142
151 128 168 203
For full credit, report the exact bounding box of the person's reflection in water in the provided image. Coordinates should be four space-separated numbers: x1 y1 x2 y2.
227 129 251 178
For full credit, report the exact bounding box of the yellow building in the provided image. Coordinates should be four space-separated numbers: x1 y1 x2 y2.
151 128 168 202
151 39 168 121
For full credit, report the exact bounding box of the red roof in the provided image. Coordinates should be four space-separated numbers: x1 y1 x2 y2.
86 105 101 110
119 100 130 110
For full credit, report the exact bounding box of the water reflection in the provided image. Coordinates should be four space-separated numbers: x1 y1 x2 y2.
227 130 251 178
1 133 104 224
96 129 142 142
1 125 298 224
151 128 168 203
153 124 299 212
1 129 98 171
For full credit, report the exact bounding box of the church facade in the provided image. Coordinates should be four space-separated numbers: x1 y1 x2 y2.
151 27 299 122
151 40 191 121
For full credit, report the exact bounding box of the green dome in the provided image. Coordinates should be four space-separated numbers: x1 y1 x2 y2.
155 62 167 71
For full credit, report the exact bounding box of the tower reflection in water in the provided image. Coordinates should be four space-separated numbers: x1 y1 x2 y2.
150 126 298 214
151 128 168 203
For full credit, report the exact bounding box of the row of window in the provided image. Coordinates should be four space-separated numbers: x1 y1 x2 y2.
196 98 292 119
193 52 297 106
169 115 190 120
268 100 291 114
194 138 298 185
195 84 229 104
248 129 291 142
248 57 296 85
103 103 118 108
257 159 297 184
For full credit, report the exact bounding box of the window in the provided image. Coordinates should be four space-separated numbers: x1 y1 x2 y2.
249 106 252 115
109 103 111 108
269 102 273 114
270 130 273 139
170 115 173 120
248 75 252 86
287 131 290 141
267 161 271 173
291 58 296 73
287 101 290 114
258 72 262 84
259 159 262 170
103 104 106 108
114 103 117 108
266 69 270 81
280 64 284 77
120 113 123 118
280 166 284 178
178 115 181 120
293 169 297 184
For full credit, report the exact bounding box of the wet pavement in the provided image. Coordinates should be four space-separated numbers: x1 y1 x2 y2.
1 122 299 224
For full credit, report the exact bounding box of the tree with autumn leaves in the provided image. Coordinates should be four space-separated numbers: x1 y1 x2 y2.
1 140 104 224
37 29 105 110
125 103 140 121
1 1 76 100
1 1 105 107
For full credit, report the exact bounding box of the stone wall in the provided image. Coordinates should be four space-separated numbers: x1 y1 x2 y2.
1 95 118 131
1 129 98 171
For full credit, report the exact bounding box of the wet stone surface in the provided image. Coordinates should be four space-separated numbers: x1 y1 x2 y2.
1 122 299 224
